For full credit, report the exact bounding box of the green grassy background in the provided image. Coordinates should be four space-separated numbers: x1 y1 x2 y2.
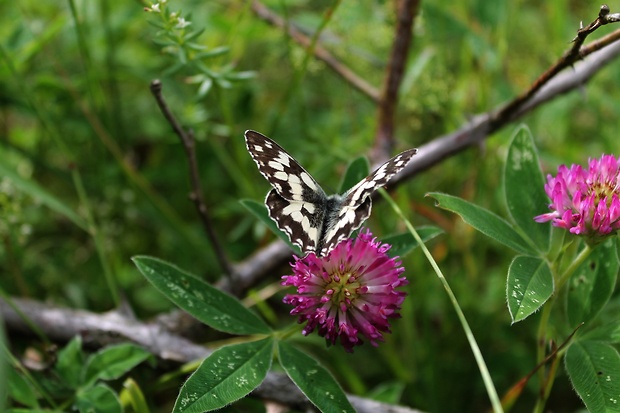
2 0 619 411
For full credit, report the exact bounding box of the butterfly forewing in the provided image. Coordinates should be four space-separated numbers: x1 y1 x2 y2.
342 149 419 208
245 130 327 253
244 130 417 257
245 130 326 203
265 189 325 254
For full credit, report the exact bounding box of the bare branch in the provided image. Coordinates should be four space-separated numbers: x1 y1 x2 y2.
1 297 424 413
250 0 380 102
232 35 620 290
149 80 235 278
1 297 208 362
394 40 620 184
490 5 620 130
220 238 292 293
373 0 420 161
578 25 620 57
572 4 620 44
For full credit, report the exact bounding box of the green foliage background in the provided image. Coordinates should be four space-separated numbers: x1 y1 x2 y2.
2 0 620 412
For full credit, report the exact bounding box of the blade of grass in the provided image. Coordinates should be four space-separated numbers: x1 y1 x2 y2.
379 188 503 413
0 161 87 231
1 340 58 409
0 43 119 302
1 42 212 269
268 0 344 135
72 170 119 306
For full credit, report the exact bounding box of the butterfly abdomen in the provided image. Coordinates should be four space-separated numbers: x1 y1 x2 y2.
318 195 372 256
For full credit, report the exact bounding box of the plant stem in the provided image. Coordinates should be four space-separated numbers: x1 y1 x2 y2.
267 0 343 135
557 243 592 291
72 169 120 306
379 189 503 413
1 343 58 408
533 296 553 413
533 243 591 413
0 289 49 344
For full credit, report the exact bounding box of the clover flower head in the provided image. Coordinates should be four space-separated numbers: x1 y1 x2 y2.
281 229 408 352
535 154 620 242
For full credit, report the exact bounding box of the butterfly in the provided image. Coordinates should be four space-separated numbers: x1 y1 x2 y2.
245 130 417 257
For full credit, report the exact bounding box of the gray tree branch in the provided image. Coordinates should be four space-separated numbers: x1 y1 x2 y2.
1 297 423 413
226 38 620 293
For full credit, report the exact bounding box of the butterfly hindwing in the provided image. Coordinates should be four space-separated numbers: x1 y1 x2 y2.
245 130 417 257
343 149 419 208
265 189 325 254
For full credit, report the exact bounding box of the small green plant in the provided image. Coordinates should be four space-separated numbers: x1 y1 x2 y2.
430 126 620 412
145 0 254 99
5 337 151 412
133 153 442 412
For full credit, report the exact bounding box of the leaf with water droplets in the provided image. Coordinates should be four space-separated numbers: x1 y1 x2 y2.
567 240 619 328
278 341 355 413
75 383 122 413
82 343 152 386
504 126 550 254
583 321 620 343
133 256 271 335
173 338 274 413
506 255 553 323
428 192 536 255
565 341 620 413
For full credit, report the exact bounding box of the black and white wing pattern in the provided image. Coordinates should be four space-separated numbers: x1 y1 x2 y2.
245 130 417 256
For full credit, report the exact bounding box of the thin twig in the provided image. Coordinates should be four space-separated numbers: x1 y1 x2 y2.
578 24 620 57
370 0 420 163
219 238 292 293
0 297 424 413
490 4 620 130
250 0 380 103
395 40 620 183
572 4 620 44
373 0 420 162
500 323 584 410
266 0 343 135
149 79 234 278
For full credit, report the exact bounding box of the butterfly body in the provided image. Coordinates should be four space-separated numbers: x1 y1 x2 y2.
245 130 417 256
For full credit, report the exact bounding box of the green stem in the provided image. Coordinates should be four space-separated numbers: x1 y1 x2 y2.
277 322 304 341
557 243 592 291
534 296 553 413
532 347 561 413
1 343 58 408
544 352 562 396
268 0 343 134
72 170 120 306
0 289 49 345
380 189 503 413
533 243 591 413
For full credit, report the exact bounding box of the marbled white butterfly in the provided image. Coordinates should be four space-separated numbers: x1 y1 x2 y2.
245 130 417 256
